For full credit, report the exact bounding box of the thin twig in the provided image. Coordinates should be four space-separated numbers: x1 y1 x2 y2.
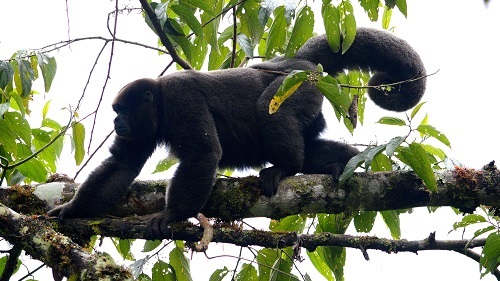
230 6 237 68
74 129 114 180
88 0 119 152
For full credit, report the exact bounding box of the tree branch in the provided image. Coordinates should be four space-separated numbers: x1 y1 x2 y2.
1 168 499 277
49 216 488 253
453 248 500 279
137 0 192 70
0 204 133 280
3 169 500 221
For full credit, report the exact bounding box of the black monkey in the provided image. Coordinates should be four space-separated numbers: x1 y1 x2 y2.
48 28 426 237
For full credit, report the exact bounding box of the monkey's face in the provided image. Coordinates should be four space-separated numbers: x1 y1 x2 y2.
112 80 158 142
113 104 131 138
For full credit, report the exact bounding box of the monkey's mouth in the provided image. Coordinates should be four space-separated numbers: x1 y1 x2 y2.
114 128 131 138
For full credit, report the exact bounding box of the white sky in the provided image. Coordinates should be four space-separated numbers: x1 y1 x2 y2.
1 0 500 280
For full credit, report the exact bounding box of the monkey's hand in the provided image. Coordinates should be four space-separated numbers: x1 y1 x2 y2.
146 209 179 239
47 202 88 219
259 166 296 197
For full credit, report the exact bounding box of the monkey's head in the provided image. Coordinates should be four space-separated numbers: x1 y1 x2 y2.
112 78 159 142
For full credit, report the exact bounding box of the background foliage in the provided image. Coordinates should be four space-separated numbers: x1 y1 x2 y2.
1 0 499 280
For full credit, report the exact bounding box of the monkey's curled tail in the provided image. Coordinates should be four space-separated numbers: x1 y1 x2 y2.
295 28 426 112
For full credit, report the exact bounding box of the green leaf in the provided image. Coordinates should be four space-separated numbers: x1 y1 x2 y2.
339 148 366 182
0 60 14 89
285 6 314 58
153 157 178 174
410 102 426 119
269 215 305 232
359 0 380 21
257 5 271 27
322 3 341 53
397 142 437 192
364 144 387 168
17 157 48 183
265 6 287 59
171 4 203 38
339 1 356 54
422 144 447 161
381 210 401 239
316 74 350 116
481 233 500 277
30 51 39 80
33 130 58 172
14 59 35 98
385 0 397 8
473 226 496 240
236 34 254 59
269 254 296 281
209 267 229 281
208 46 230 70
201 0 222 54
42 100 51 120
386 136 405 157
4 111 31 146
50 130 64 159
396 0 408 17
145 2 168 30
72 121 85 165
142 240 162 252
9 91 26 117
41 118 62 130
170 246 193 281
314 214 349 281
164 20 193 63
371 153 393 172
137 273 152 281
377 116 407 126
354 211 377 232
307 249 334 280
269 70 308 114
453 214 487 230
36 52 57 92
111 238 134 261
256 248 279 280
183 0 214 16
163 18 185 36
318 213 352 234
152 260 176 281
240 2 266 46
382 6 392 29
417 124 451 148
234 264 257 281
0 119 18 153
0 255 21 276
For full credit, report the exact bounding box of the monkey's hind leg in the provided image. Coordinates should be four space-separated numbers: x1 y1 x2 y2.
302 139 359 181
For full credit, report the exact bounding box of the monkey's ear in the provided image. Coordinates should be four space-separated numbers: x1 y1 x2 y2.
144 91 154 102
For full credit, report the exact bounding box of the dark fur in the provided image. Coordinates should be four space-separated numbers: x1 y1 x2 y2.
48 28 426 237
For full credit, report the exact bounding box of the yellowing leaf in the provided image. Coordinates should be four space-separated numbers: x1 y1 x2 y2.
269 81 303 114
